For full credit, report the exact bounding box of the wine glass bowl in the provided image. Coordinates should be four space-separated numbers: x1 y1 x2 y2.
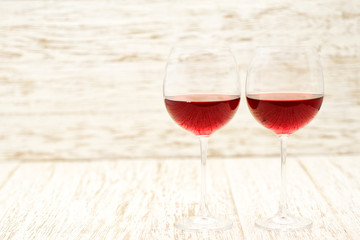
246 46 324 231
246 92 323 135
164 47 240 231
165 94 240 136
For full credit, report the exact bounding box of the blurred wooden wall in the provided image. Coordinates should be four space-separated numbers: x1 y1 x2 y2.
0 1 359 161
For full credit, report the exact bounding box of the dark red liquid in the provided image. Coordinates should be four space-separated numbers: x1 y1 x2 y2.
247 93 323 135
165 94 240 136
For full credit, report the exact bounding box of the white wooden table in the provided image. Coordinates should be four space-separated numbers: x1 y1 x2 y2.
0 155 358 239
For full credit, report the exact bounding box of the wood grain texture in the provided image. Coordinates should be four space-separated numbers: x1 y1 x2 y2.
0 1 358 239
299 155 360 239
225 157 355 240
0 156 358 239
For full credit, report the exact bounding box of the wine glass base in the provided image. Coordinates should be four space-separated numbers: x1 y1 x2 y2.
175 216 233 232
255 214 312 231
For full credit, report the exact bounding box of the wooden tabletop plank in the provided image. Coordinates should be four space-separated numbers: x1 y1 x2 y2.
0 157 357 239
299 156 360 239
135 159 244 239
225 157 353 240
0 159 240 239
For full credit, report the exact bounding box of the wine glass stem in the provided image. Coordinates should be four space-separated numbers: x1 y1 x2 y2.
198 136 210 217
278 134 289 216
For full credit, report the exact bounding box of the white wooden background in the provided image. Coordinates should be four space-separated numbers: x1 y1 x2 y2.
0 0 359 160
0 1 359 239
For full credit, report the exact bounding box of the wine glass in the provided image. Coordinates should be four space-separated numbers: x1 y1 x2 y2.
246 46 324 230
163 47 241 231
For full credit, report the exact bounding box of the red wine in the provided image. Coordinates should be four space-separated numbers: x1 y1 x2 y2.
247 93 323 135
165 94 240 136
